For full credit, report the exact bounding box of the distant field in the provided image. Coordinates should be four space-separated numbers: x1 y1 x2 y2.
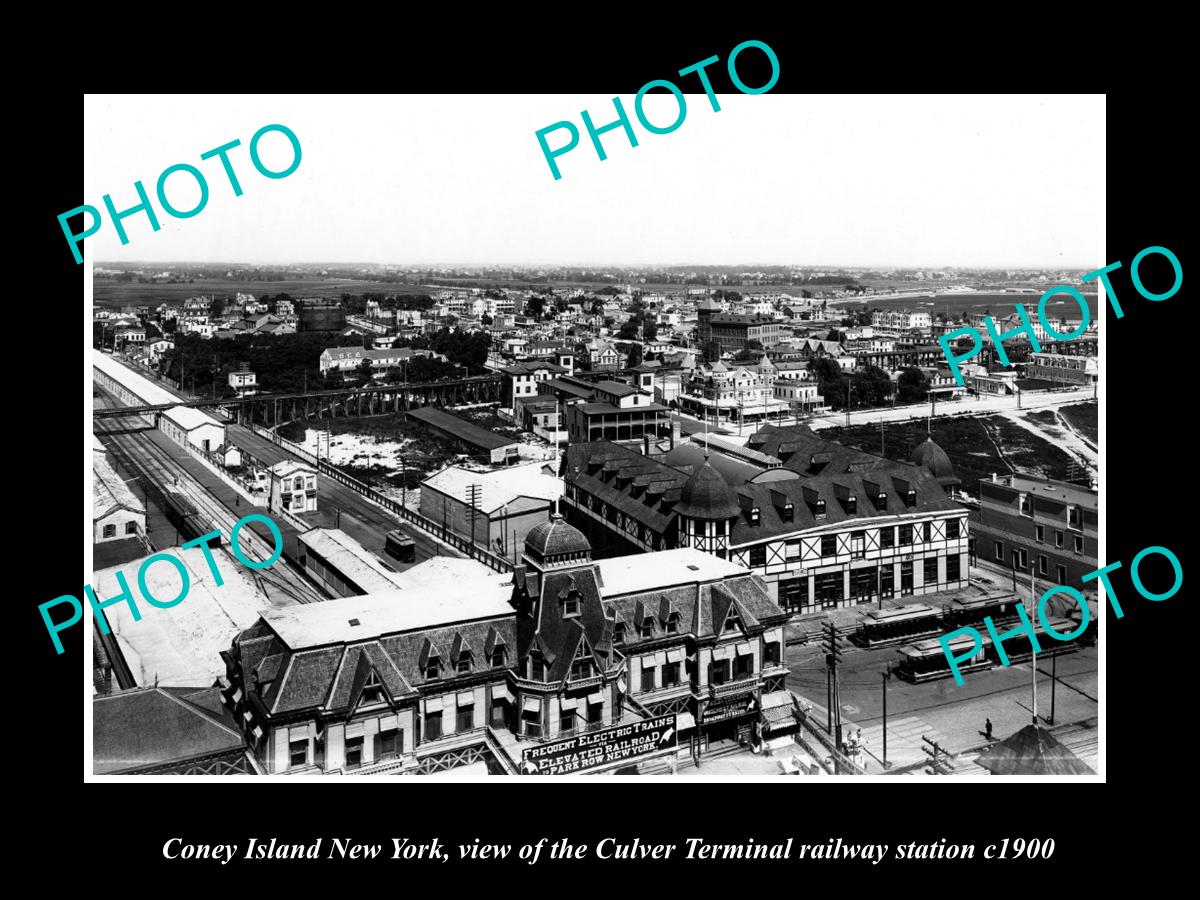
835 291 1099 320
980 416 1076 481
92 278 436 308
1059 402 1098 446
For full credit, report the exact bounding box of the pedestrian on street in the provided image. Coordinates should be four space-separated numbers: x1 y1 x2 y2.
985 718 993 740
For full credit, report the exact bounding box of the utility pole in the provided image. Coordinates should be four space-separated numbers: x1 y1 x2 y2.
467 484 482 551
921 735 953 775
823 622 845 770
879 419 886 457
882 666 892 769
845 379 851 427
1049 649 1057 726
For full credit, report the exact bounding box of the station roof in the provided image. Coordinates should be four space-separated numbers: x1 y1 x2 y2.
298 528 404 593
92 349 181 407
408 406 516 451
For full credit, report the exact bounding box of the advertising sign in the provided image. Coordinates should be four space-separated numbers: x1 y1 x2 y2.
520 714 677 775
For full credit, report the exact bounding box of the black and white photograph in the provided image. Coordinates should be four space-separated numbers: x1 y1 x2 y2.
77 90 1117 782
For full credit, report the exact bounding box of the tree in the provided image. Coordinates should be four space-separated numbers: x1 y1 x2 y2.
210 296 226 318
481 313 493 326
897 367 930 403
702 340 722 363
745 339 764 352
626 344 644 368
358 358 374 383
525 296 545 319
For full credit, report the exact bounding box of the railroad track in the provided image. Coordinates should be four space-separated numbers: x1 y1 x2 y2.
93 397 325 605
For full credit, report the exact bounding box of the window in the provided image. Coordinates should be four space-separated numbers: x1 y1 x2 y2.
724 609 743 633
344 736 364 770
921 522 932 543
456 652 472 673
424 711 443 741
994 540 1004 561
814 498 826 518
924 557 939 585
361 670 384 705
102 524 116 539
530 654 545 681
289 739 308 768
612 622 625 644
662 662 681 686
587 701 603 724
490 646 506 667
424 656 441 680
1073 535 1084 553
786 539 802 558
899 525 913 545
815 572 843 608
900 561 914 595
1035 525 1044 543
1056 564 1067 583
640 619 655 639
570 655 592 680
779 578 804 612
665 612 680 634
748 546 766 567
1019 493 1033 516
1055 530 1064 548
456 704 474 732
125 521 138 535
294 477 304 491
733 652 754 679
820 535 838 557
782 503 794 521
560 709 575 735
562 593 580 618
880 566 895 596
641 665 656 692
880 527 895 549
749 507 760 525
1038 554 1048 575
710 659 730 685
764 642 781 667
846 496 857 514
946 555 960 582
490 698 507 728
378 729 401 760
851 530 865 559
1068 505 1082 529
946 518 960 540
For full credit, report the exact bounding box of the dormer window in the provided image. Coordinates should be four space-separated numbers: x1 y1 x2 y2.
723 610 743 633
814 498 826 518
749 507 761 526
782 503 794 521
1019 493 1033 516
562 592 580 618
613 622 625 644
877 493 888 511
1068 505 1082 529
424 655 441 681
905 489 916 508
640 618 655 639
490 646 506 667
456 651 473 673
846 496 857 514
361 670 384 705
666 611 681 633
530 653 546 681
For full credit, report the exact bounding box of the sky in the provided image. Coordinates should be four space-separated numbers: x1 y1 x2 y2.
83 94 1104 269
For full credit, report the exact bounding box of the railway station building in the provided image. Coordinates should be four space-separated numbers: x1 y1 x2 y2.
220 517 796 775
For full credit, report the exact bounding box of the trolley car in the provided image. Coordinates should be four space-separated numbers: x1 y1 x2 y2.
985 616 1081 666
895 633 994 683
384 528 417 563
854 604 942 648
940 593 1020 630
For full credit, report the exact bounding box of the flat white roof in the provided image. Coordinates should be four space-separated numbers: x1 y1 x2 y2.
95 544 273 688
422 463 562 513
162 405 224 432
298 528 403 593
263 557 514 648
270 460 316 478
91 349 181 407
595 548 748 598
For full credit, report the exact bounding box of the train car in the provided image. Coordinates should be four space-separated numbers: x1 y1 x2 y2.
895 633 994 684
384 528 417 563
854 604 942 648
298 528 403 598
162 487 221 547
940 594 1020 630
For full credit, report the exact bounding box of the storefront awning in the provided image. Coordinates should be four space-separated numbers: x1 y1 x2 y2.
457 691 475 707
560 696 578 711
712 644 735 661
736 642 754 656
667 648 685 663
675 711 696 731
760 689 794 711
498 684 514 704
522 697 542 715
762 705 798 732
587 690 605 706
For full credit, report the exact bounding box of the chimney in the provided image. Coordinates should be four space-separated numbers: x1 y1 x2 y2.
643 435 652 457
671 419 681 449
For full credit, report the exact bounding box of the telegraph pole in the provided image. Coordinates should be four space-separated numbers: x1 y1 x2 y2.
921 735 953 775
882 666 892 769
823 622 845 770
